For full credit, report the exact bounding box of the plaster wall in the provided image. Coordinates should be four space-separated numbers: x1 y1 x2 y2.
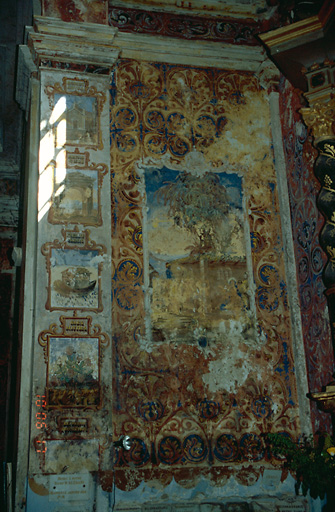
15 4 322 512
108 60 306 495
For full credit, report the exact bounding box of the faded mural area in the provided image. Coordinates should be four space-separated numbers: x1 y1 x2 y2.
143 166 249 348
109 61 301 490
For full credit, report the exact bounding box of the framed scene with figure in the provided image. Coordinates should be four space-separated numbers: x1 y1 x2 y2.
140 161 257 348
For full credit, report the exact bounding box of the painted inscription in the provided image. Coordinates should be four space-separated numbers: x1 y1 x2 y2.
45 440 99 473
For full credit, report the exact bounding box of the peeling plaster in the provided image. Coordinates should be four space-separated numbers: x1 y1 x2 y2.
204 91 275 185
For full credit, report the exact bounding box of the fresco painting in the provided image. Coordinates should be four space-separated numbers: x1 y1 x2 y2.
109 62 300 489
144 167 251 345
54 94 98 146
47 336 100 408
50 248 99 310
49 168 99 225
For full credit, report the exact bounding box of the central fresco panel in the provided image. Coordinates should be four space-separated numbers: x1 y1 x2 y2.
109 60 301 491
143 166 251 346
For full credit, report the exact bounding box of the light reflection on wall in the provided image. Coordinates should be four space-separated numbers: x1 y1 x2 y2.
38 96 67 222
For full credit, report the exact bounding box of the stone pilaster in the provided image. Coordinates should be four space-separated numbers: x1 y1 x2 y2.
15 17 119 511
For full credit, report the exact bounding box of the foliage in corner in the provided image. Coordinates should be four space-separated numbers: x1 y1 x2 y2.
267 432 335 501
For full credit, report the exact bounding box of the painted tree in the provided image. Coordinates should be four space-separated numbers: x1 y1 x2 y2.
156 171 230 256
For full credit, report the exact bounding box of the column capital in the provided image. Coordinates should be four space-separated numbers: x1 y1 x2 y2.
28 16 120 71
254 58 281 93
300 98 335 142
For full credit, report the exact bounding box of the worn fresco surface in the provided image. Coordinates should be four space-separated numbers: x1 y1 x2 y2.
279 79 334 433
47 336 100 407
41 0 277 45
49 248 99 309
108 60 302 491
28 68 112 484
142 166 251 346
42 0 109 24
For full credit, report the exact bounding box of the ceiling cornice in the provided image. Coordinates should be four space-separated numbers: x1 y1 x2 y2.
29 16 267 72
30 16 119 68
259 0 335 54
258 0 335 91
114 30 266 70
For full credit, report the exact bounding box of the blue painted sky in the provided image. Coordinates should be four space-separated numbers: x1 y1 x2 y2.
145 167 243 212
55 94 96 113
52 249 97 266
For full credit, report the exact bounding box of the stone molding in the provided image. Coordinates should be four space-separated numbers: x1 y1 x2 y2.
115 29 266 70
259 1 335 54
29 16 120 69
29 15 267 72
16 45 37 116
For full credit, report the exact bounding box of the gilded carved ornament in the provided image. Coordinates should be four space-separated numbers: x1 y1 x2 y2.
325 144 335 158
300 99 335 142
325 174 333 187
327 246 335 262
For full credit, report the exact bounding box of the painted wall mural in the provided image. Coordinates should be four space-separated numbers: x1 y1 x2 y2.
108 6 268 45
42 229 105 311
42 0 109 24
16 4 335 509
45 77 105 150
48 151 107 227
141 165 255 348
38 314 109 409
27 67 112 483
107 60 302 491
279 78 334 433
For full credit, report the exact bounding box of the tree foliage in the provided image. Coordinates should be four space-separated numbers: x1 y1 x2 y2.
155 171 229 254
267 432 335 503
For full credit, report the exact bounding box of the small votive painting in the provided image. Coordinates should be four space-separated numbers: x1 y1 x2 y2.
54 94 98 147
47 336 100 408
49 168 99 225
50 248 99 310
